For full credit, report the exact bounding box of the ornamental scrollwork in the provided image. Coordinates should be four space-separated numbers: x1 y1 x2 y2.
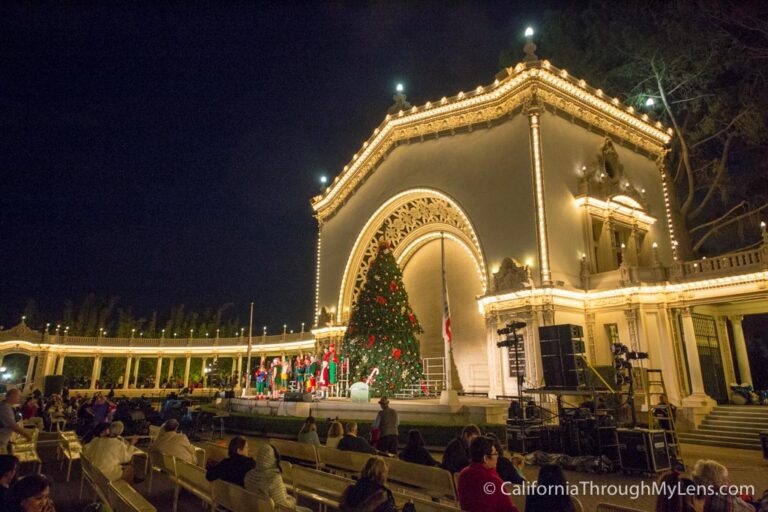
350 196 481 307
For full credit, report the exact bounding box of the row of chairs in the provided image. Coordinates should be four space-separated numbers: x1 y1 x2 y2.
150 451 291 512
80 453 156 512
269 438 457 504
283 460 458 512
12 427 42 474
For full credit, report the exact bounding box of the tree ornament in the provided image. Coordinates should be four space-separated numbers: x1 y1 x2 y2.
389 281 398 292
376 296 386 305
367 335 376 348
393 348 402 360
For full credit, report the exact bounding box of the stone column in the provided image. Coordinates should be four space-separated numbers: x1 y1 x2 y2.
183 355 191 387
90 356 102 390
201 357 208 387
56 355 66 375
132 356 141 384
167 358 175 381
24 356 36 391
679 308 715 424
123 356 132 390
237 355 243 387
729 316 753 385
0 354 4 369
154 357 163 389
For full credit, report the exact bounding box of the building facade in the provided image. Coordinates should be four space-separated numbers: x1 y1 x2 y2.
311 58 768 427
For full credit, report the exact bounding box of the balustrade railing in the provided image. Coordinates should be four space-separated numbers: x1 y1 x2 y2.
674 245 767 279
34 332 314 348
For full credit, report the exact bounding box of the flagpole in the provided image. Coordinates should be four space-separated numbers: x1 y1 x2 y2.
440 232 459 405
244 302 254 395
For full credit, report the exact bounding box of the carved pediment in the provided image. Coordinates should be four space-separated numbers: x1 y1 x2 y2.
579 139 649 212
493 258 531 293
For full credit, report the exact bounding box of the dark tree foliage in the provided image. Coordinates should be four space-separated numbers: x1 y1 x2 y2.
501 0 768 258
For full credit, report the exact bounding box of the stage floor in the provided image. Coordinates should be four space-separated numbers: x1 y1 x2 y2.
230 395 509 425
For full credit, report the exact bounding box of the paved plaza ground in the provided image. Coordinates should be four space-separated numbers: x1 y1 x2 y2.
37 430 767 512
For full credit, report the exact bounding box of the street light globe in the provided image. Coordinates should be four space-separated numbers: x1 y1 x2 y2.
320 175 327 184
645 97 655 107
396 83 404 93
524 27 534 37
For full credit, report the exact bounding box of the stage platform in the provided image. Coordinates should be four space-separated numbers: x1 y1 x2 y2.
229 396 509 425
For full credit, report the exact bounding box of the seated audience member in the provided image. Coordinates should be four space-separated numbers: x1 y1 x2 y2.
83 421 139 482
245 444 310 511
0 455 19 501
152 419 197 464
340 456 396 512
655 471 704 512
693 459 753 512
337 422 376 454
20 398 43 432
325 420 344 449
524 464 575 512
487 433 524 485
206 436 254 486
297 416 321 446
398 429 437 467
442 424 481 474
457 436 518 512
758 489 768 512
6 474 55 512
510 454 526 484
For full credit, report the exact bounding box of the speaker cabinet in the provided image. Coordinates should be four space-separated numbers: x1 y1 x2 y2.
44 375 65 397
617 428 671 473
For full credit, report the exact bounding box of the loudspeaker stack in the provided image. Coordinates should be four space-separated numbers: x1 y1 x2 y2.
539 324 587 390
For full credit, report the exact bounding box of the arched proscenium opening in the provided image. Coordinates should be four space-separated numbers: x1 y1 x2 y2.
338 188 487 324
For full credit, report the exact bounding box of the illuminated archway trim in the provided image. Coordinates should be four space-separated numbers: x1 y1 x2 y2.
337 189 487 323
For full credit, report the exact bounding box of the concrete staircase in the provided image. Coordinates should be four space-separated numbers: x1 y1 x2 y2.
678 405 767 450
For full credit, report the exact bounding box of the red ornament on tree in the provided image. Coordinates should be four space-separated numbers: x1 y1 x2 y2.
389 281 398 292
367 335 376 348
393 348 402 360
408 313 416 324
376 296 386 305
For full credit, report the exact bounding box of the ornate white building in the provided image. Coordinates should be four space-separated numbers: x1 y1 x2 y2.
310 57 768 428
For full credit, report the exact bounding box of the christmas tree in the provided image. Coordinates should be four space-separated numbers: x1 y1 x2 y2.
342 240 424 396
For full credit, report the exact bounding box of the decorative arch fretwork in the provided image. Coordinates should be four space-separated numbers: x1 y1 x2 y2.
338 189 487 324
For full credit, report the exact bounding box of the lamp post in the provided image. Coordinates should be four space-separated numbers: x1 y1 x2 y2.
244 302 254 395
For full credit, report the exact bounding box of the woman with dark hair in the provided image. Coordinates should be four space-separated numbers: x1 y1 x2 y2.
524 465 575 512
398 430 437 467
655 471 704 512
205 436 255 487
340 456 396 512
6 474 55 512
297 416 321 446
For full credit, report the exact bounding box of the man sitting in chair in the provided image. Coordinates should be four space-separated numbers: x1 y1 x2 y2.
151 419 197 464
84 421 139 482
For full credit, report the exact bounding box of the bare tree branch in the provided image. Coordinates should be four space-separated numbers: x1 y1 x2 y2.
692 203 768 253
690 201 746 234
654 60 695 216
690 134 735 220
690 110 749 149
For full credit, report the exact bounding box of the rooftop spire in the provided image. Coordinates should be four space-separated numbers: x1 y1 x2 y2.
523 27 538 62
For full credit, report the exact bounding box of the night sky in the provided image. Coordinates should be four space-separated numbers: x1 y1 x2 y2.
1 2 551 330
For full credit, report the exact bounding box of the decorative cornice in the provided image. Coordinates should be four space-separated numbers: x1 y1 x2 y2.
312 61 671 222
